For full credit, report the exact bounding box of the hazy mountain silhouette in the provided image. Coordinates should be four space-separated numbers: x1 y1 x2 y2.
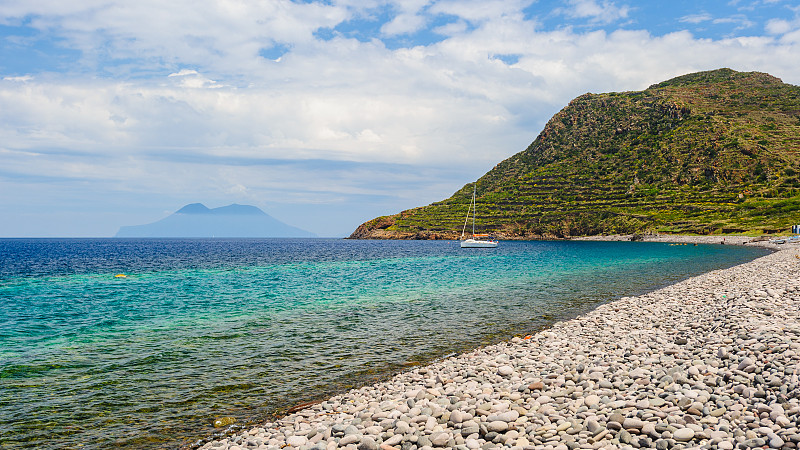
115 203 315 237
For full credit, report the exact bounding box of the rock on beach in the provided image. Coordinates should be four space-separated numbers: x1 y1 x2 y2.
200 241 800 450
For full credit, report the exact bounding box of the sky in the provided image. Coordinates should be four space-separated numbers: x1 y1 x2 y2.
1 0 799 237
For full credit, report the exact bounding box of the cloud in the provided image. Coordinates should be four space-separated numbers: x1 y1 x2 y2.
167 69 224 88
3 15 798 174
428 0 533 23
680 11 759 34
0 0 350 77
432 19 469 36
380 0 431 36
681 13 713 24
765 4 800 37
559 0 630 24
381 12 428 36
681 10 762 29
3 75 33 82
168 69 198 77
712 14 755 31
766 18 793 34
0 66 527 171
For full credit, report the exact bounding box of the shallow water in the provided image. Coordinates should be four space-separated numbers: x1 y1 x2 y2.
0 238 768 448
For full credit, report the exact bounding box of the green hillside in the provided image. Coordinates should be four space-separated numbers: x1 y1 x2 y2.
350 69 800 239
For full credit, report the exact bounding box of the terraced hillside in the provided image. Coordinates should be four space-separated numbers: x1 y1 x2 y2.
350 69 800 239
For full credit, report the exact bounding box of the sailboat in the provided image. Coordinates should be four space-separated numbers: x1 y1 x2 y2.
460 185 498 248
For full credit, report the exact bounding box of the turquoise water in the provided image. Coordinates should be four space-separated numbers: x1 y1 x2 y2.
0 238 768 448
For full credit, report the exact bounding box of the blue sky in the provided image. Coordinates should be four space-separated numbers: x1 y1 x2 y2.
1 0 799 237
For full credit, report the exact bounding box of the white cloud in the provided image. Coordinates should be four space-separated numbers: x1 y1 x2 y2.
432 19 469 36
428 0 532 23
0 0 350 77
765 5 800 37
167 69 224 89
3 15 798 174
560 0 630 24
168 69 198 77
380 0 431 36
2 75 33 82
680 11 761 34
712 14 755 30
681 13 713 24
766 18 793 34
780 29 800 43
381 12 427 36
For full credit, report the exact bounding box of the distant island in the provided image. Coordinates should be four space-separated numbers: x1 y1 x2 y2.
351 68 800 240
115 203 315 238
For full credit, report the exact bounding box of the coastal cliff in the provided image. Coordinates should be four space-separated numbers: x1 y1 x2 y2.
350 69 800 239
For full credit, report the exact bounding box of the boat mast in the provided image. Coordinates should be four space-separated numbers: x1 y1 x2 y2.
461 185 473 240
472 185 476 237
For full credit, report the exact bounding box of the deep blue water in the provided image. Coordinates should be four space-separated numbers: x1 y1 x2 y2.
0 238 769 449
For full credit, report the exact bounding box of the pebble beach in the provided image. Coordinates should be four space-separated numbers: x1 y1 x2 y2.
200 238 800 450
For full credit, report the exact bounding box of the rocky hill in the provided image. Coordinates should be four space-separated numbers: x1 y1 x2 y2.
350 69 800 239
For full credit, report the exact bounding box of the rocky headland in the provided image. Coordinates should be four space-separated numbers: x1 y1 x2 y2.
199 236 800 450
351 69 800 240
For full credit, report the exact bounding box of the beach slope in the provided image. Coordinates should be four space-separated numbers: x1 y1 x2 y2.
203 242 800 450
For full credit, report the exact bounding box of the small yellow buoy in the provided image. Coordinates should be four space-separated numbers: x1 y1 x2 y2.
114 274 127 278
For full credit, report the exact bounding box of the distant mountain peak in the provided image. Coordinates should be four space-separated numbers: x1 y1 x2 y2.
176 203 212 214
212 204 266 215
116 202 314 238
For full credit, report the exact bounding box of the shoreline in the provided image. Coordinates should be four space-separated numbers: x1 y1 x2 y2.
570 234 775 247
200 237 800 450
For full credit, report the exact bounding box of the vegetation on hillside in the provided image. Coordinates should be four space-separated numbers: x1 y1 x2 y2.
350 69 800 239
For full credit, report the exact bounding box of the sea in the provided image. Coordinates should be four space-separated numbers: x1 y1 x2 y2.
0 238 769 449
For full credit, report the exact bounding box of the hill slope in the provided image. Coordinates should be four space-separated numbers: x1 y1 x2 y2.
116 203 315 238
351 69 800 239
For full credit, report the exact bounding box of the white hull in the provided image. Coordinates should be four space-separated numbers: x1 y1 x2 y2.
460 239 498 248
